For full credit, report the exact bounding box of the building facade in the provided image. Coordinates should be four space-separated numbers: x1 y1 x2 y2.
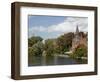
71 26 87 52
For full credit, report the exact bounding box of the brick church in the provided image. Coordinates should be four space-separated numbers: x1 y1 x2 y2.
71 25 87 52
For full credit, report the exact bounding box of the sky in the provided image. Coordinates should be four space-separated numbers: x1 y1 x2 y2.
28 15 88 40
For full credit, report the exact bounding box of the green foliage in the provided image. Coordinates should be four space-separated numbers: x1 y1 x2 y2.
44 32 74 56
28 36 43 47
56 32 74 54
28 36 43 56
28 32 87 57
71 45 87 59
28 41 44 56
44 39 56 56
28 47 34 55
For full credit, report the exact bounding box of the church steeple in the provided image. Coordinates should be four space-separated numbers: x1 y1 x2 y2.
76 25 79 34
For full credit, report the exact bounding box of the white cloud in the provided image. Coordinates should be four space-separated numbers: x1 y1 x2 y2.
29 17 88 38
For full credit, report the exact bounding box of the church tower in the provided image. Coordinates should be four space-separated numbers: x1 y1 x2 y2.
76 25 79 34
71 25 80 51
71 25 87 53
74 25 80 43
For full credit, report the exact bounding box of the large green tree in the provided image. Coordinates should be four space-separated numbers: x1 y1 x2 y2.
28 41 44 56
45 39 54 55
28 36 43 56
28 36 43 47
56 32 74 54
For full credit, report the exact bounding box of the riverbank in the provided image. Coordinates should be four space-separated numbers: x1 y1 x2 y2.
53 54 87 60
54 54 69 58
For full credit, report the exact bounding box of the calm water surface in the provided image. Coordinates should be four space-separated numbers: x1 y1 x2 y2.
28 55 87 66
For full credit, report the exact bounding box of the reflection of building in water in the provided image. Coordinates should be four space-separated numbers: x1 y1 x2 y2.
71 25 87 52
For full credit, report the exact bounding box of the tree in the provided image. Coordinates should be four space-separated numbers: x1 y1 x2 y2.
28 41 44 56
28 36 43 47
44 39 56 56
56 32 74 54
71 44 87 59
28 47 34 56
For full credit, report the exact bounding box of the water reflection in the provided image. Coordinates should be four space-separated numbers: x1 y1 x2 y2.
42 56 46 66
28 55 87 66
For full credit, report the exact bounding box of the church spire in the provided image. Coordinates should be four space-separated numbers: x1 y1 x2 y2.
76 25 79 34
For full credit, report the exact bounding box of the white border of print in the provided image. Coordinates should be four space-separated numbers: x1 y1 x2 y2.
20 7 95 75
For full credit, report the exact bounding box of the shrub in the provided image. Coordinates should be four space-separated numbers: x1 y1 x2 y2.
71 44 87 59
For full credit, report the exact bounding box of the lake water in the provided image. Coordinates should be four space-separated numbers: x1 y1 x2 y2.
28 55 87 66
